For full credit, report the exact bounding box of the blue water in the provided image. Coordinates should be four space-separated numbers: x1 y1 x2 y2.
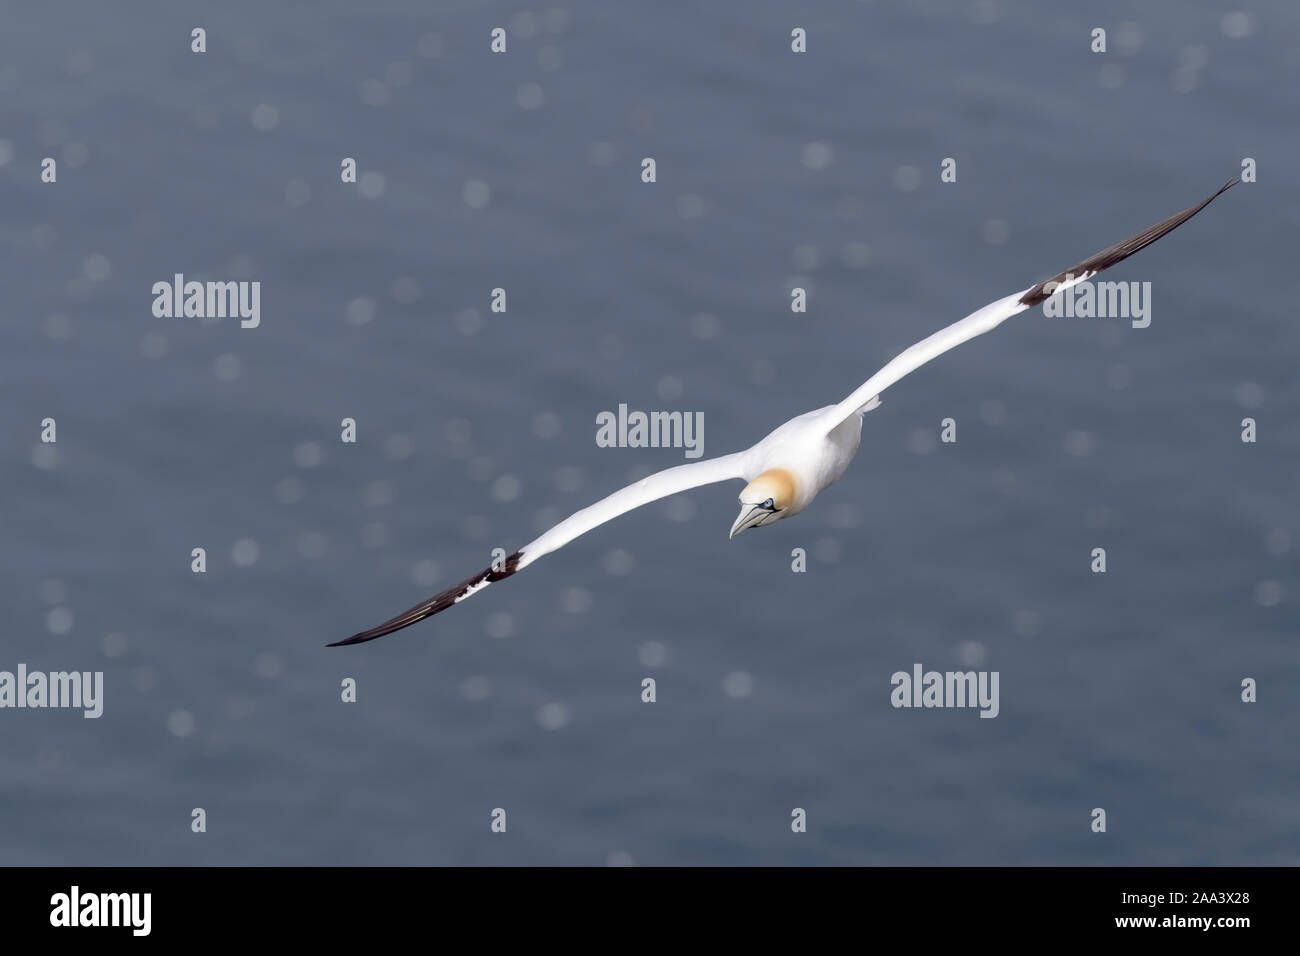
3 0 1297 865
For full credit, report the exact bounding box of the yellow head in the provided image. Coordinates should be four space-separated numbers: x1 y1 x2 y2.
730 468 797 538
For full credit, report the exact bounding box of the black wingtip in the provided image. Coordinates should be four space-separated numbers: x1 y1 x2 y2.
1018 177 1239 308
326 613 434 648
327 550 525 648
326 634 368 648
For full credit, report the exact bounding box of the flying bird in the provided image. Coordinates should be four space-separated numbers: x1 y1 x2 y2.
331 179 1238 647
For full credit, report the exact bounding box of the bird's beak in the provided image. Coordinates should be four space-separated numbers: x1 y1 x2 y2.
730 504 769 539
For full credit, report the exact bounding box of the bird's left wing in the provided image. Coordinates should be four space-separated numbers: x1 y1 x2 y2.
826 179 1239 426
330 451 749 646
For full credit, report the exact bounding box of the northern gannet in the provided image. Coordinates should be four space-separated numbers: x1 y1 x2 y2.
331 180 1237 647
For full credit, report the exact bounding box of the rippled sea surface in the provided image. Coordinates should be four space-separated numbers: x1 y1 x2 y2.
3 1 1297 865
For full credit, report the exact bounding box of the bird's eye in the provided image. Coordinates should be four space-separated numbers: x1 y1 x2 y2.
762 498 775 510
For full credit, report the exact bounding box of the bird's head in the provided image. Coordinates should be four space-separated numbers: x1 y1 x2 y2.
730 468 797 539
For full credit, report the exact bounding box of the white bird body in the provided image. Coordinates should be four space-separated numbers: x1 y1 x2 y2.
526 398 874 564
332 181 1238 647
742 404 869 515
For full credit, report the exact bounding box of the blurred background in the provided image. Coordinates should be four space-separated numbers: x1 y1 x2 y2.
2 0 1296 865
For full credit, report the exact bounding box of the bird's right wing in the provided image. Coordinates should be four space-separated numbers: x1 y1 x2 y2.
520 451 750 563
826 179 1239 427
330 451 749 646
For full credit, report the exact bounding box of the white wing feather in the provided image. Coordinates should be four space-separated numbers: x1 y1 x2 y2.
521 451 749 567
827 179 1239 428
331 452 748 644
830 288 1033 422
